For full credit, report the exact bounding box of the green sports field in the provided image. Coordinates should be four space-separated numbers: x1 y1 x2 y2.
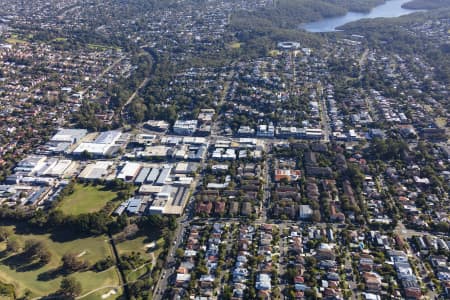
57 183 118 215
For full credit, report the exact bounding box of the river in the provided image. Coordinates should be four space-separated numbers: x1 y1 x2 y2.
301 0 423 32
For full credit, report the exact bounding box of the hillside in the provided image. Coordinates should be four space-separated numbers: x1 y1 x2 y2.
402 0 450 9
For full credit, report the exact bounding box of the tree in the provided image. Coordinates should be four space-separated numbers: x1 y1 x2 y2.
6 239 21 253
38 248 52 265
312 210 321 223
93 256 115 272
345 164 365 189
47 210 65 227
175 248 185 258
59 277 82 298
0 227 12 241
23 240 48 262
222 285 233 300
62 253 88 272
434 221 449 234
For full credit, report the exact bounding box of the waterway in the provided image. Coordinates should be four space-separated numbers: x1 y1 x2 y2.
301 0 424 32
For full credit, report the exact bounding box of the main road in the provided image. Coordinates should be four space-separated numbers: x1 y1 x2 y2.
152 211 191 299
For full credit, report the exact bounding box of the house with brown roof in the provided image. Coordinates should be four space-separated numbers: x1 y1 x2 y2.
316 248 336 260
229 201 239 215
214 201 226 215
294 276 304 284
196 201 212 215
241 202 252 216
363 272 382 292
404 287 421 300
274 169 301 182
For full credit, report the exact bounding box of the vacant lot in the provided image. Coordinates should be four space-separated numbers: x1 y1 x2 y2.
58 183 117 215
0 225 121 298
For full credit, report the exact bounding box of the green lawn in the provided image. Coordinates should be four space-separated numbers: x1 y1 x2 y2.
57 184 118 215
116 233 165 257
87 43 121 51
229 42 241 49
0 225 121 298
435 117 447 128
80 286 122 300
269 49 281 56
52 37 68 42
5 38 27 45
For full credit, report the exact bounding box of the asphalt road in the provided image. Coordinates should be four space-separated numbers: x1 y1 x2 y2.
152 208 191 299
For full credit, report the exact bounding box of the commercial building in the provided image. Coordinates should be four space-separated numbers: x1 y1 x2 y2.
173 120 198 135
277 41 300 50
144 120 170 132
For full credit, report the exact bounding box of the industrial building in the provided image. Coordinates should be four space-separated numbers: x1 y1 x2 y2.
43 159 75 177
14 155 47 175
174 162 198 174
138 146 170 159
94 130 122 144
72 130 122 157
114 196 151 215
117 162 142 181
134 167 151 185
78 161 115 181
155 167 171 185
146 168 160 184
50 128 87 144
147 185 189 215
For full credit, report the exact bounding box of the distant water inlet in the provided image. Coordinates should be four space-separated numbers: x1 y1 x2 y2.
300 0 425 32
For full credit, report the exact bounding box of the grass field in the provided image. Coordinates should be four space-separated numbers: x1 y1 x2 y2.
269 49 281 56
229 42 241 49
52 37 68 42
5 38 27 45
116 235 163 257
435 117 447 128
0 225 121 298
5 34 27 45
80 286 122 300
57 183 118 215
87 43 120 51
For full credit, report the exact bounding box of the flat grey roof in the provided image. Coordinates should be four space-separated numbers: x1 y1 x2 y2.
146 168 160 183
